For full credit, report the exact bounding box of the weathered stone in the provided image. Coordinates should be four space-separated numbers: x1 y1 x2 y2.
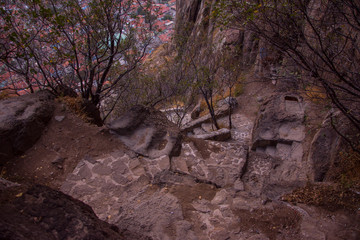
116 192 184 239
112 174 130 185
211 189 230 205
181 105 230 133
0 184 124 240
0 91 54 164
175 220 198 240
251 93 305 162
131 165 146 176
52 156 65 169
172 140 247 188
73 184 97 195
108 105 182 159
192 128 231 141
192 200 211 213
193 127 207 135
216 97 238 108
54 115 65 122
156 155 170 171
308 112 341 182
111 160 129 174
108 105 150 135
93 163 113 176
77 164 93 179
233 179 245 191
172 157 189 174
128 158 141 170
242 152 277 197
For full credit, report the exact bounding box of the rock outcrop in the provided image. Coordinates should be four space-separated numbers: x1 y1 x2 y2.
108 105 182 159
0 182 124 240
0 91 54 164
308 111 343 182
244 93 308 197
251 94 305 162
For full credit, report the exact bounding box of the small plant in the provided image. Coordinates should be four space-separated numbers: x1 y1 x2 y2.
233 82 244 97
162 14 173 21
57 96 88 122
282 183 360 211
332 147 360 190
0 89 14 100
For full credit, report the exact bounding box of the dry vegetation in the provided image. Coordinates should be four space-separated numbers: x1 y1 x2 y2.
283 182 360 211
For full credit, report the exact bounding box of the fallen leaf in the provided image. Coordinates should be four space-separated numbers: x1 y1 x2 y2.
16 193 23 197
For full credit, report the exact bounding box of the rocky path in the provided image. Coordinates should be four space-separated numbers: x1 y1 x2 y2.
59 103 360 239
2 93 359 239
60 141 249 239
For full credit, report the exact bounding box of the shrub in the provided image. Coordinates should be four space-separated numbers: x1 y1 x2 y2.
233 82 244 97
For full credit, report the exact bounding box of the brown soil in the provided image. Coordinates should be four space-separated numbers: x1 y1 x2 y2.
1 102 126 190
234 206 302 240
169 183 217 219
234 74 277 119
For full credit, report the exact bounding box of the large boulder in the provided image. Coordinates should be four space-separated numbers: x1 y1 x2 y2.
108 105 182 159
0 91 54 164
0 183 124 240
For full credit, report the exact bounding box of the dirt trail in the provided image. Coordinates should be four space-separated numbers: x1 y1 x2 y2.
1 102 125 189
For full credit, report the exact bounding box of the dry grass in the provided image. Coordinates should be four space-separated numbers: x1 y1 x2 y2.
0 89 15 100
233 82 244 97
329 146 360 190
283 142 360 212
57 96 89 123
282 183 360 211
198 84 243 117
302 85 327 103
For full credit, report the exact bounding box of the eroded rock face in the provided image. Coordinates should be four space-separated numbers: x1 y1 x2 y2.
308 111 342 182
247 94 307 196
0 184 124 240
0 91 54 164
252 94 305 162
108 105 182 159
175 0 203 32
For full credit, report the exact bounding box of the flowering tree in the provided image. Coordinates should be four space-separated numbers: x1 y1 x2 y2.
0 0 158 106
